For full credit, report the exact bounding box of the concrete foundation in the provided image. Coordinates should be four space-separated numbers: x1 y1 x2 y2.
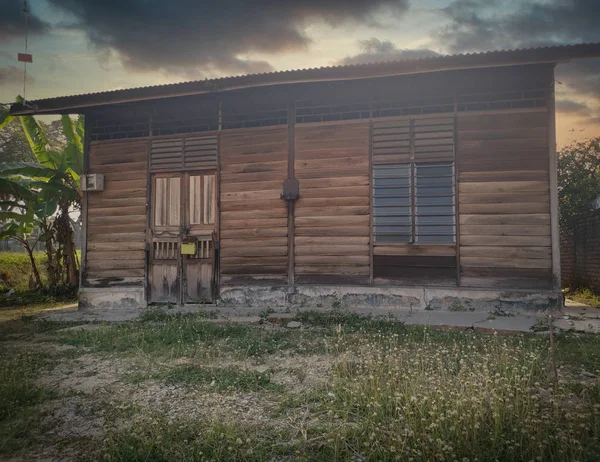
78 284 561 315
218 284 562 315
79 287 147 310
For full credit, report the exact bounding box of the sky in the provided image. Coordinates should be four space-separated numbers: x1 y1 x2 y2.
0 0 599 147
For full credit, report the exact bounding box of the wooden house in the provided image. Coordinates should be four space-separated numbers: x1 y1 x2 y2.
11 44 600 312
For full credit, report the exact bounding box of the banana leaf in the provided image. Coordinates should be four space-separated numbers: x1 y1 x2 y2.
61 114 84 175
16 96 52 168
0 162 56 179
0 177 37 201
0 106 13 130
33 199 58 219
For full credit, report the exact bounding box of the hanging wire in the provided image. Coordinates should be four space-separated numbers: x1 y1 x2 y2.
23 0 30 103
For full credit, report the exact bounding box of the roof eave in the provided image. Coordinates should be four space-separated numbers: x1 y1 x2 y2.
9 43 600 116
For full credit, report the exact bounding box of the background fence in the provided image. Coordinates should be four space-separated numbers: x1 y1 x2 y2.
560 209 600 291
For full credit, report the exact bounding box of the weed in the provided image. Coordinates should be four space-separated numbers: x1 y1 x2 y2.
491 305 515 317
296 310 406 335
259 307 276 322
568 287 600 308
330 296 342 311
448 302 468 312
531 317 550 332
157 365 282 392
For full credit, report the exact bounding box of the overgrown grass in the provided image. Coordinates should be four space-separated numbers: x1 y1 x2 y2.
555 332 600 374
0 252 47 292
101 320 600 461
127 365 282 392
0 349 55 456
103 415 297 461
0 316 81 339
53 310 327 360
307 328 600 461
0 251 79 311
568 287 600 308
3 309 600 460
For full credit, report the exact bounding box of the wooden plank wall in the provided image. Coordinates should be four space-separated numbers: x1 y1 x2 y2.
86 139 149 286
457 109 552 289
294 122 371 284
219 126 289 283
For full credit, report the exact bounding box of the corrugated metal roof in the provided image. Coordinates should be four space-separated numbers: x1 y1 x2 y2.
10 43 600 115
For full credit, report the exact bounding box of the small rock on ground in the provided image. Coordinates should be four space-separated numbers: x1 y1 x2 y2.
286 321 302 329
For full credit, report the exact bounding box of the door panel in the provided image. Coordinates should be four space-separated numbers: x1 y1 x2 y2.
184 238 214 302
184 174 216 303
149 172 217 304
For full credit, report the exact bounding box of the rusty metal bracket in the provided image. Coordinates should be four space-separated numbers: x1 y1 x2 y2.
281 178 299 201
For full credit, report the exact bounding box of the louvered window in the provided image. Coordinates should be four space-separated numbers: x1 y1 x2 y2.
150 135 217 172
372 117 456 244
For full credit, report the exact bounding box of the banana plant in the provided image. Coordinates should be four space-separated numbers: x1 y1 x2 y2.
0 97 84 287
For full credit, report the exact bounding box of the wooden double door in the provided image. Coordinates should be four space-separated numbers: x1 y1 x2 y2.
148 171 217 304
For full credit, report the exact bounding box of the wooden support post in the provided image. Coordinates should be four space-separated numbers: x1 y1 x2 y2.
453 110 461 287
215 110 222 300
287 101 296 292
548 70 562 298
144 115 153 304
409 119 416 244
368 121 374 285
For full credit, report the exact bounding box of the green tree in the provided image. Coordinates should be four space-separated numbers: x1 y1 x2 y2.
558 137 600 224
0 118 37 163
0 99 83 288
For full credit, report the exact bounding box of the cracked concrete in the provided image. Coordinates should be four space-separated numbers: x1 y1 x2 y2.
35 297 600 334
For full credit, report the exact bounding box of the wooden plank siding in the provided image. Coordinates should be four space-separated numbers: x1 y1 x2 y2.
219 126 289 283
457 109 553 289
294 122 370 284
86 138 149 285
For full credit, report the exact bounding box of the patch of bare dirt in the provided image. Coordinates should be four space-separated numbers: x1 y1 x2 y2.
8 328 339 461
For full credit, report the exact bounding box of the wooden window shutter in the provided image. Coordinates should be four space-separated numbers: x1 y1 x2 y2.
413 118 455 162
184 136 217 170
150 139 184 172
372 119 410 165
151 135 217 172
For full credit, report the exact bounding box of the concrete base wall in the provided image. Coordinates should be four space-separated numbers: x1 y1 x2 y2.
78 284 561 314
218 284 562 315
79 287 147 310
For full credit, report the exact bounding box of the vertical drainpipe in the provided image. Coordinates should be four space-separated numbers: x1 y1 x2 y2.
287 99 296 298
144 114 153 305
216 101 222 301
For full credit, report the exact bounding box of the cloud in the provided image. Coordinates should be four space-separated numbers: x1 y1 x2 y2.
0 66 35 85
437 0 600 53
0 0 48 43
556 99 592 116
556 59 600 100
435 0 600 139
339 38 440 65
45 0 409 77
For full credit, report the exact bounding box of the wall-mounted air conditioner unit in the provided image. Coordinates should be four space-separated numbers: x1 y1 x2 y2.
80 174 105 192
